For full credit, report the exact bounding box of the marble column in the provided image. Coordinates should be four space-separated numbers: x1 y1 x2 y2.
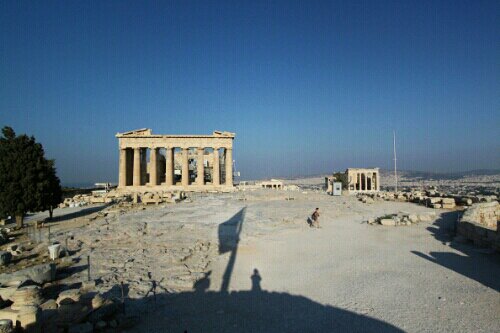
119 148 127 187
213 148 220 186
376 172 380 191
182 148 189 186
225 148 233 186
165 147 174 186
133 148 141 186
197 147 205 186
150 148 158 186
141 149 147 185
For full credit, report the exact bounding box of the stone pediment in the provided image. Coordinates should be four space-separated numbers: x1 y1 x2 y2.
213 131 236 138
116 129 152 137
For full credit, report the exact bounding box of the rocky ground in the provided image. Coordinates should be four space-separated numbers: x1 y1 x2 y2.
128 189 499 333
1 182 499 332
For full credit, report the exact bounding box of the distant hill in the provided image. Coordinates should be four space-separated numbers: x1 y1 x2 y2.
265 169 500 182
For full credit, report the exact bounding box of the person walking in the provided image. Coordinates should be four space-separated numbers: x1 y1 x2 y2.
311 208 320 228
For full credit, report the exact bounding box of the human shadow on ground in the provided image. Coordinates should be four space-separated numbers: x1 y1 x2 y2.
127 268 404 333
121 207 404 333
412 211 500 292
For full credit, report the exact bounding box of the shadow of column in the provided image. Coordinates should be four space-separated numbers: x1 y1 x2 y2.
218 207 246 293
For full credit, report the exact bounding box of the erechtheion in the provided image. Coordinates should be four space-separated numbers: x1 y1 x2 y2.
116 129 235 192
346 168 380 193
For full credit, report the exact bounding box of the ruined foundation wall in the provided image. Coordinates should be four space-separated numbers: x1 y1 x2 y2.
457 202 500 251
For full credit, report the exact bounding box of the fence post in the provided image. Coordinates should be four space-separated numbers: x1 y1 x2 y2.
87 255 91 282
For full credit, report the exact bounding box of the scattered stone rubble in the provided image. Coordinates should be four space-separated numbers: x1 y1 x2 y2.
72 209 217 298
358 186 498 210
0 263 55 285
366 211 437 226
0 233 137 332
0 194 197 331
0 248 137 332
0 279 136 332
59 190 185 208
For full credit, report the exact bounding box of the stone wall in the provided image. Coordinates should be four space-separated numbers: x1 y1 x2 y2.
457 202 500 251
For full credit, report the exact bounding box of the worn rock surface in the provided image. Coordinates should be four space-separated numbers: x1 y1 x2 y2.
8 187 499 333
0 263 55 285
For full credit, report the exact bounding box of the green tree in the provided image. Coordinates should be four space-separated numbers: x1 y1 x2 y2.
0 126 62 227
39 159 63 220
333 172 348 189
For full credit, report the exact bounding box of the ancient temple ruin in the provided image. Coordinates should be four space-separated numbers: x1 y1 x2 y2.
346 168 380 193
116 129 235 191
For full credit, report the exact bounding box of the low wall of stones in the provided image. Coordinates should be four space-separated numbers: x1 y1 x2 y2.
358 189 498 210
457 202 500 251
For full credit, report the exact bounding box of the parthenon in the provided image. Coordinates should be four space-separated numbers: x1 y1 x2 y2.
346 168 380 193
116 129 235 191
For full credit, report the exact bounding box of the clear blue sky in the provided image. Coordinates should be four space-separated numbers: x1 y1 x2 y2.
1 1 499 185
